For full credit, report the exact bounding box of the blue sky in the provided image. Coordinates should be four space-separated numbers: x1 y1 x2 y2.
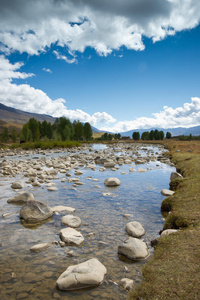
0 0 200 132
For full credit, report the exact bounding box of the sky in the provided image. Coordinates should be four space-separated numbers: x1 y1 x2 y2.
0 0 200 133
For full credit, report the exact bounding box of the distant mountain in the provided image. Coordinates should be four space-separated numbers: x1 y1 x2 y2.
0 103 103 133
0 103 56 126
120 126 200 137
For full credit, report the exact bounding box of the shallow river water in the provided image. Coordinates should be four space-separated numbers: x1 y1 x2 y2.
0 143 175 300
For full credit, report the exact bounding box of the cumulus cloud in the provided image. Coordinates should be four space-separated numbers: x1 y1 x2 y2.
0 0 199 56
100 97 200 132
0 55 34 81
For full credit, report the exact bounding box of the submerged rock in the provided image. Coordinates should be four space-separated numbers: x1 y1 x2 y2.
30 243 50 253
104 177 121 187
7 191 34 205
61 215 81 228
118 237 149 261
125 221 145 238
120 278 134 291
56 258 107 290
20 200 53 222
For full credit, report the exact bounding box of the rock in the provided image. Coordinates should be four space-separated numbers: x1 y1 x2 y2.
7 191 34 205
170 172 183 181
11 181 24 189
123 214 133 218
118 237 149 261
125 221 145 238
160 229 178 238
56 258 107 290
104 177 121 187
120 278 134 291
104 161 116 168
48 186 58 191
138 168 147 173
30 243 50 253
161 189 175 196
74 170 83 176
61 215 81 228
52 205 75 213
20 200 53 223
59 228 84 246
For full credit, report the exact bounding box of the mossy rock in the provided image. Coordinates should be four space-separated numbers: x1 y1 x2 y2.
161 197 172 213
163 213 189 230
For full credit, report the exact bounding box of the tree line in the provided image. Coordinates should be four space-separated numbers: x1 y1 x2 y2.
132 130 172 141
0 117 93 143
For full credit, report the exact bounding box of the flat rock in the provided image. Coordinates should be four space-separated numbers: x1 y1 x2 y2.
61 215 81 228
125 221 145 238
118 237 149 261
52 205 75 213
104 177 121 187
30 243 50 253
56 258 107 290
161 189 175 196
20 200 53 223
59 228 84 246
7 191 34 205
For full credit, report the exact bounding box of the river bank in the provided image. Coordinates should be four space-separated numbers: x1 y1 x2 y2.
130 140 200 299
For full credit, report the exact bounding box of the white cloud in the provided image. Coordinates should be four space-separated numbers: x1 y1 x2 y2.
0 0 199 57
53 50 77 64
100 97 200 132
0 55 34 81
42 68 52 73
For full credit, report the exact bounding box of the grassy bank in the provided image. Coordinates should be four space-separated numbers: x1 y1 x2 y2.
9 140 81 150
130 140 200 300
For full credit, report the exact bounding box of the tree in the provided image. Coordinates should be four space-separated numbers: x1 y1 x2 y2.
154 129 159 140
166 132 172 139
11 128 18 142
1 127 9 142
141 131 149 140
74 122 83 140
28 118 40 141
159 131 164 140
20 123 32 142
83 122 93 140
132 132 140 140
149 130 154 140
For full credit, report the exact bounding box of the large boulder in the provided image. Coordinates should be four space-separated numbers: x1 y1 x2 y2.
61 215 81 228
118 237 149 261
20 200 53 223
56 258 107 290
125 221 145 238
7 191 34 205
59 228 84 246
104 177 121 187
170 172 183 181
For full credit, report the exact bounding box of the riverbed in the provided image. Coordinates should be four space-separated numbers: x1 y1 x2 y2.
0 143 175 300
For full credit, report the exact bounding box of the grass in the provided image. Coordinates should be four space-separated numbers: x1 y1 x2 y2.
10 140 81 150
130 140 200 300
